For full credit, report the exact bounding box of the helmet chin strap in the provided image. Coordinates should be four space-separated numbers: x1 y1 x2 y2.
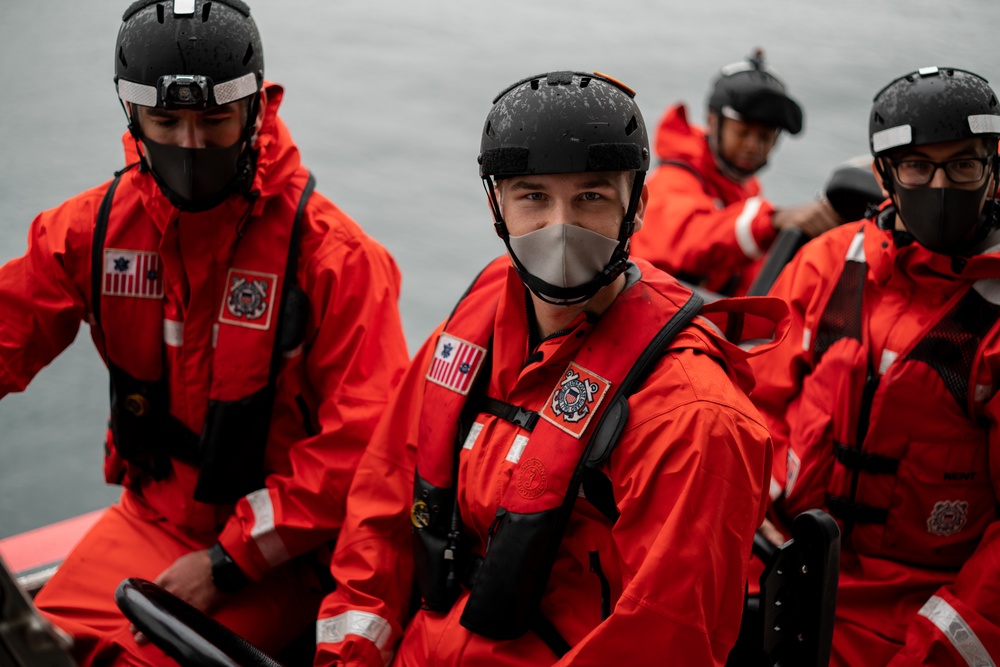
483 172 645 305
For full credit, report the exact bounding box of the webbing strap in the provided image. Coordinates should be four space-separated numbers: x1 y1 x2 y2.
826 494 888 524
832 442 899 475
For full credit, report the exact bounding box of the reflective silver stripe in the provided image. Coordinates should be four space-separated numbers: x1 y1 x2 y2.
918 66 940 77
245 488 291 567
735 197 765 260
117 72 256 108
173 0 195 15
505 434 530 463
878 349 898 376
163 319 183 347
969 114 1000 135
973 278 1000 306
872 124 913 153
214 72 258 105
316 611 393 665
118 79 158 107
463 422 483 450
769 475 783 501
720 105 744 122
918 595 995 667
846 229 866 263
802 327 812 352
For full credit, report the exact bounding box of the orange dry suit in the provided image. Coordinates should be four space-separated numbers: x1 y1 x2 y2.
630 104 779 296
751 211 1000 666
315 256 787 667
0 82 409 664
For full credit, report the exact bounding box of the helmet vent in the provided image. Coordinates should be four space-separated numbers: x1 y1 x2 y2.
202 1 212 21
156 3 165 23
242 43 255 66
485 121 494 139
580 77 591 88
530 79 540 91
625 115 638 136
118 46 128 69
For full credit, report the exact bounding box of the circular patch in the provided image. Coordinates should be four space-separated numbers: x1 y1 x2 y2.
410 500 430 529
927 499 968 537
516 458 548 499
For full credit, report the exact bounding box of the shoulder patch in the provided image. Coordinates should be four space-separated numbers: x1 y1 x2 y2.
426 333 486 395
219 268 277 330
103 249 164 298
539 362 612 438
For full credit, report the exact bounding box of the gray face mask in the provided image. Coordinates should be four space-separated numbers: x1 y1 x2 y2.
507 224 620 291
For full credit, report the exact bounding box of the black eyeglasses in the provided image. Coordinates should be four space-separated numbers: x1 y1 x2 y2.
890 156 992 186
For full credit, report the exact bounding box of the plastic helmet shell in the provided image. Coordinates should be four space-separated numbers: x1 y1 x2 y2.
707 53 803 135
869 67 1000 157
115 0 263 108
479 71 650 179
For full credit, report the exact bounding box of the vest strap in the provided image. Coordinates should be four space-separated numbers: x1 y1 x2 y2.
832 442 899 475
826 494 888 525
479 397 539 432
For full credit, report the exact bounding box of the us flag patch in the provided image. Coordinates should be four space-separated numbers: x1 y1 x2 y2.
426 333 486 395
540 363 611 438
103 249 164 298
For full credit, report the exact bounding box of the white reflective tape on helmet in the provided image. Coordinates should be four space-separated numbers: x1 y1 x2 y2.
720 105 745 122
245 488 291 567
214 72 259 105
317 611 393 666
117 72 257 108
173 0 195 15
968 114 1000 136
118 79 158 107
872 124 913 153
918 595 995 667
735 196 765 259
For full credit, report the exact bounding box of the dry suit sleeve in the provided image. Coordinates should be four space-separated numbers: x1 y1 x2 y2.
313 334 441 667
887 391 1000 665
553 350 772 666
631 164 777 280
0 193 98 397
217 213 410 582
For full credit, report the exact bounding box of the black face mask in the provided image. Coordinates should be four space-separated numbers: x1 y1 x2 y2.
142 137 248 212
893 181 993 255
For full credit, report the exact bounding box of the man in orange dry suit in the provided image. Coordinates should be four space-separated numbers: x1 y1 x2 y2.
631 50 842 296
314 71 788 667
750 66 1000 666
0 1 408 664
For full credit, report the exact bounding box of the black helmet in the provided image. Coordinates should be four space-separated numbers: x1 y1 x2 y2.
479 71 650 179
115 0 263 111
707 49 803 135
869 67 1000 157
479 71 649 305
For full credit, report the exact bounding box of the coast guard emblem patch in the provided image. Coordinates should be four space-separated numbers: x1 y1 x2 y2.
540 363 611 438
219 268 277 330
927 500 968 537
426 333 486 395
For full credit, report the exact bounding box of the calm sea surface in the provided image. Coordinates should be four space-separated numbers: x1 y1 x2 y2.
2 0 998 538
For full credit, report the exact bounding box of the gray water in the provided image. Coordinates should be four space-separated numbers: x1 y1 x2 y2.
1 0 998 539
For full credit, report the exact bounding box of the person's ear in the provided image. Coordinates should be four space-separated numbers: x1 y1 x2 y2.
872 158 891 198
632 182 649 233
